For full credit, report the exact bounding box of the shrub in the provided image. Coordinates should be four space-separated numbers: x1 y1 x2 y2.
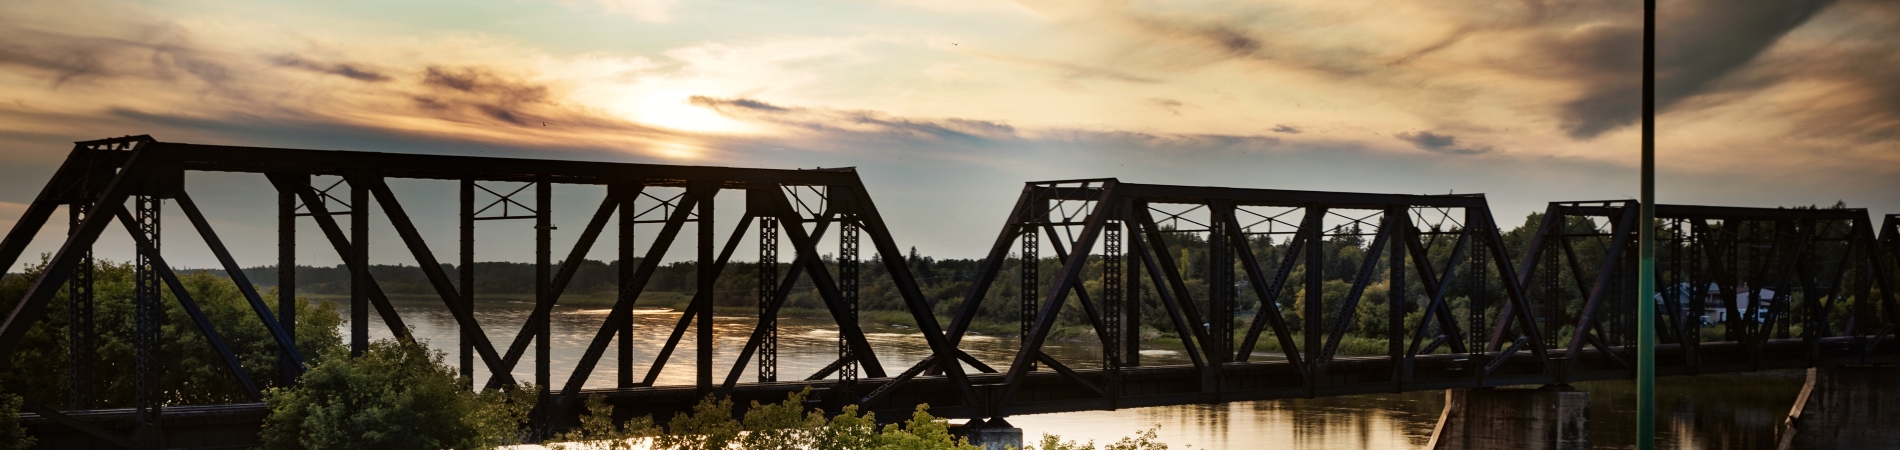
0 260 344 408
0 387 32 450
259 339 534 449
553 388 979 450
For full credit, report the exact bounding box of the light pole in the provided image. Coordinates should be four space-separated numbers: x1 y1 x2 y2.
1637 0 1658 448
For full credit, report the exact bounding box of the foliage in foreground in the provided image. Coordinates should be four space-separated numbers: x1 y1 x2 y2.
1022 428 1170 450
551 389 978 450
0 259 345 408
259 339 535 450
552 389 1171 450
0 386 32 450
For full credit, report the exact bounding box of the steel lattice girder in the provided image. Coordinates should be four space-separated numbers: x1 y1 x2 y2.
1515 201 1900 379
4 138 1900 447
0 137 977 445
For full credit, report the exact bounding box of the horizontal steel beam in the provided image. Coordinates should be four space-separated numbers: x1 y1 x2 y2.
1556 202 1868 220
142 143 857 187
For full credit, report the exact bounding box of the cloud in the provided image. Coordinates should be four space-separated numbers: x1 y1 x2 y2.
690 96 1303 165
0 22 242 90
1395 131 1492 155
271 55 391 82
1271 124 1301 134
963 50 1160 84
0 15 712 158
1544 0 1842 139
1148 98 1183 115
693 96 1017 144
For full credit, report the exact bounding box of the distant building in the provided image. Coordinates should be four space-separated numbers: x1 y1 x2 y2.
1655 282 1774 325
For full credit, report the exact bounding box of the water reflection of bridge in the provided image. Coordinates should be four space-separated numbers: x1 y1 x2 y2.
5 137 1896 448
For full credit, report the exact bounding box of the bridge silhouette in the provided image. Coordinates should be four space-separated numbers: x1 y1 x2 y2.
4 136 1897 448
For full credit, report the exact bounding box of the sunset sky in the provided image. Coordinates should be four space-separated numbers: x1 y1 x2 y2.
2 0 1897 269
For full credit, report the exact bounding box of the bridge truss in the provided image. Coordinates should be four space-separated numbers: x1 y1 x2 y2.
0 136 976 446
2 138 1897 448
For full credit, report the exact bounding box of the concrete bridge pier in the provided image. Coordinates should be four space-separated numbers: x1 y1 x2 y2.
1777 365 1900 449
1427 385 1590 450
956 417 1023 450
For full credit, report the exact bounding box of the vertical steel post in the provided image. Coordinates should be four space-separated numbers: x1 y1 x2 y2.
68 203 94 409
1304 206 1325 382
1126 217 1143 367
696 183 716 391
350 179 369 356
1637 0 1659 446
759 216 779 383
459 179 474 384
278 183 297 387
1103 221 1122 373
1545 234 1561 348
840 212 860 384
1388 207 1405 375
1022 224 1039 347
617 184 636 388
133 196 162 435
1468 209 1487 354
1209 202 1233 363
536 177 552 400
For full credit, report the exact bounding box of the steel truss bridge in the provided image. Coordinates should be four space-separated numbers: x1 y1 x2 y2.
4 137 1898 448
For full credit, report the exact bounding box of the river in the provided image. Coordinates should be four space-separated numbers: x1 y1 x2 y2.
348 298 1803 449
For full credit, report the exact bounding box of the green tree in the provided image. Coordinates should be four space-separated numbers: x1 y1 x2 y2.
653 395 743 450
0 386 32 450
0 259 343 408
556 388 983 450
258 339 534 450
1023 427 1169 450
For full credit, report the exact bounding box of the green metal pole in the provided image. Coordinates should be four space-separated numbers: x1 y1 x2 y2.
1638 0 1658 448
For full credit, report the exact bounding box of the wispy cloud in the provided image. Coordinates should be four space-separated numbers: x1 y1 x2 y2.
0 0 1894 247
1395 131 1492 155
1540 0 1841 139
271 55 392 82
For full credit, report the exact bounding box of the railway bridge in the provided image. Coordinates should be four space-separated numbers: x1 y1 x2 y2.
4 137 1897 449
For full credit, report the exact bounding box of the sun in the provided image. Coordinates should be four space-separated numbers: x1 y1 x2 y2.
629 91 752 133
650 141 703 159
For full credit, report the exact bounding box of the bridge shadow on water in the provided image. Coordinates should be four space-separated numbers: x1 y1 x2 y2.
1006 371 1802 450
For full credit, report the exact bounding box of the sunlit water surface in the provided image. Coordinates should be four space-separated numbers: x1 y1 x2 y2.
348 299 1804 449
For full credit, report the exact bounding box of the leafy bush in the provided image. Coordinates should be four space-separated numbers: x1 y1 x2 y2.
259 339 534 449
0 386 32 450
1024 427 1169 450
552 388 980 450
552 389 1174 450
0 259 344 408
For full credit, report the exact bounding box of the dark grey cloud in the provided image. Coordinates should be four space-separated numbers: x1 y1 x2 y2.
271 55 391 82
0 18 691 148
1546 0 1839 138
1271 124 1301 134
414 66 558 126
1075 0 1897 144
1396 131 1492 155
693 96 1016 144
693 96 1295 159
0 21 238 90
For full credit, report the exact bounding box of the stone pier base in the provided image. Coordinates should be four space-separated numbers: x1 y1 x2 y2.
1427 386 1590 450
1777 366 1900 450
957 418 1023 450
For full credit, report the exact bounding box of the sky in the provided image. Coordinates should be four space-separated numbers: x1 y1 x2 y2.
2 0 1898 270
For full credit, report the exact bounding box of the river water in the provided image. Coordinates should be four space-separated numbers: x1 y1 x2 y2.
349 298 1803 449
